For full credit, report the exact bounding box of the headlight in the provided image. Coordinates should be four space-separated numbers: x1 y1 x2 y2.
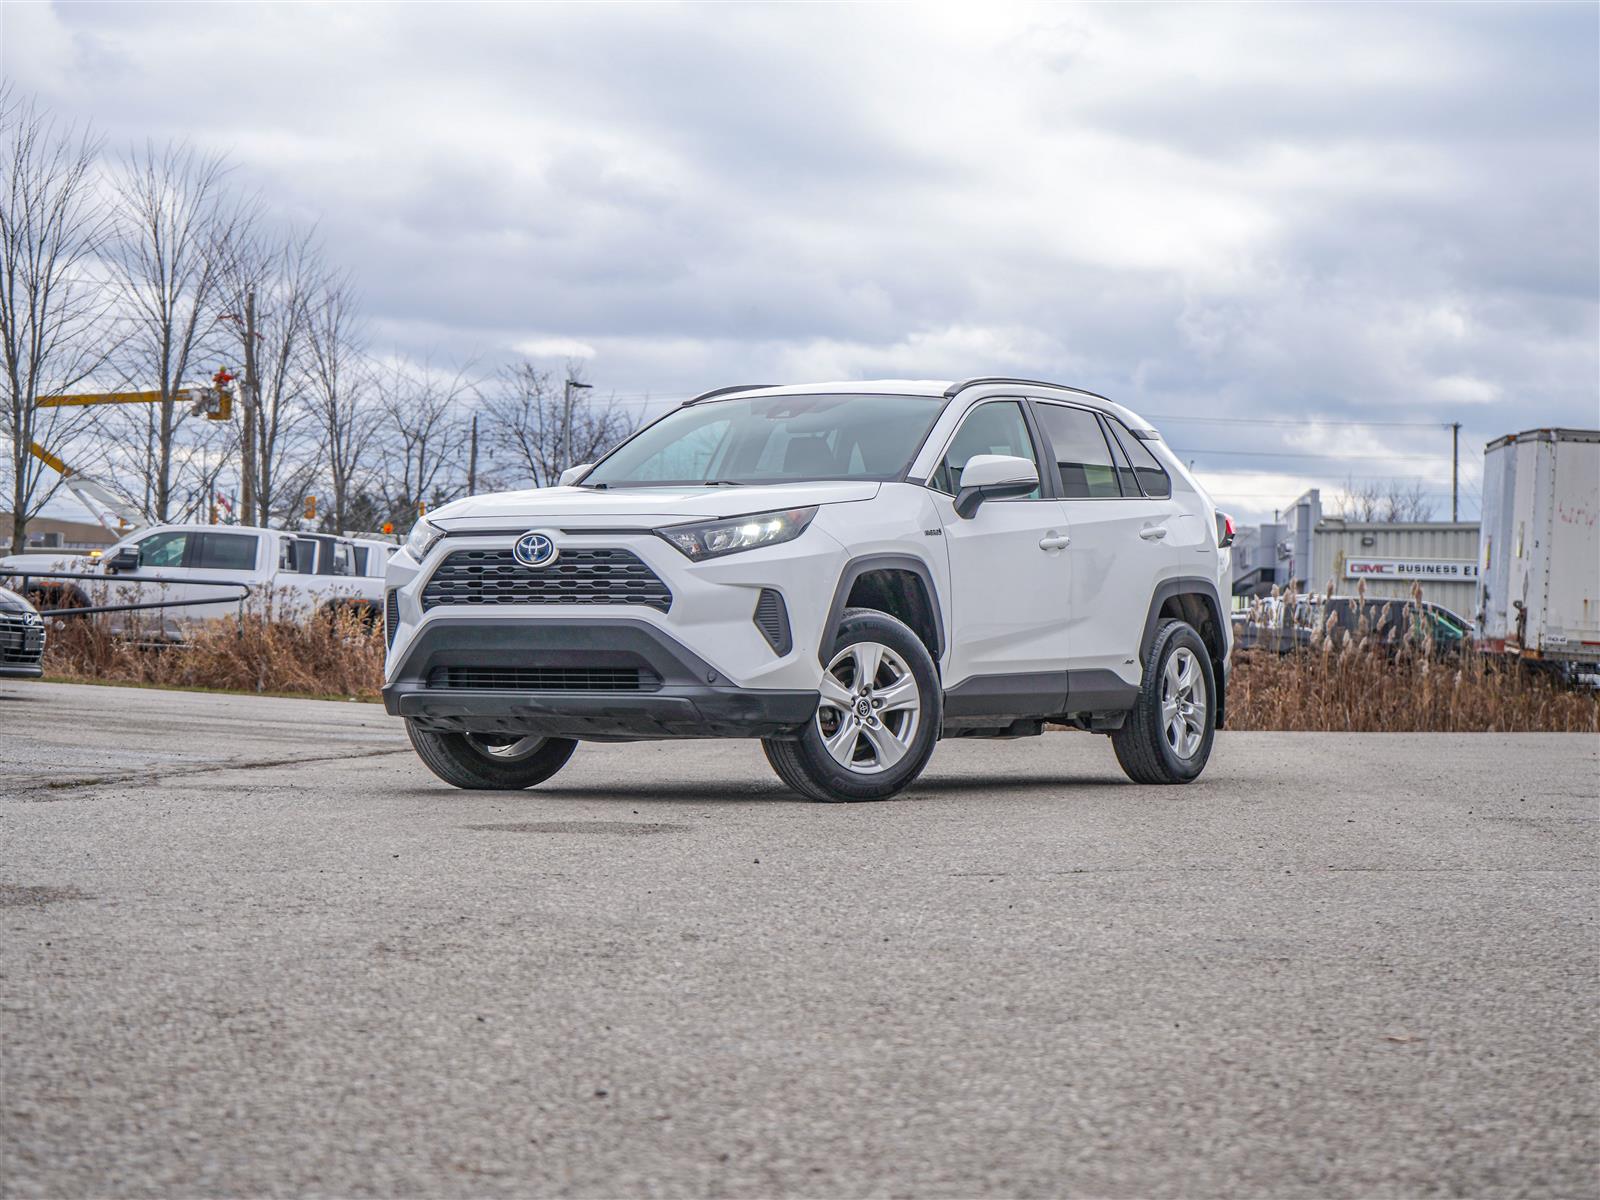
405 517 443 560
655 507 818 561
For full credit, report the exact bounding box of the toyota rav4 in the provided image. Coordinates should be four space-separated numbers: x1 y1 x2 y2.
383 378 1234 801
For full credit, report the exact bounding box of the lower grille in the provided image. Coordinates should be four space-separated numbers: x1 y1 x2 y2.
427 666 657 692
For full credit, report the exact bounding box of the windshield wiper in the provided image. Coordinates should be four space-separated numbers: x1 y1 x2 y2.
699 479 747 487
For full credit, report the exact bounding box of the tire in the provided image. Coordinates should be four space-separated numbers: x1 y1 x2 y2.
762 607 941 802
405 722 578 790
1111 618 1217 784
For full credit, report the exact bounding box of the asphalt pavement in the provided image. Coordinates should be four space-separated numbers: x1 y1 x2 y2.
2 680 1596 1198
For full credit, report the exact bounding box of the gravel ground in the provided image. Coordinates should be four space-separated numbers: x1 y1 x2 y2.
2 680 1596 1198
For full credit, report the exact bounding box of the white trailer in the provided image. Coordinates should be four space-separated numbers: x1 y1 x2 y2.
1477 428 1600 667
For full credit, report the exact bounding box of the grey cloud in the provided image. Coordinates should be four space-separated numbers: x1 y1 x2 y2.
12 1 1597 522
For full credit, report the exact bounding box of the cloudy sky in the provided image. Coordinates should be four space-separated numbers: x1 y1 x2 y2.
5 1 1597 522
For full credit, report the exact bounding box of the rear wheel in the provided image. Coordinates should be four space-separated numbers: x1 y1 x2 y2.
405 722 578 790
762 607 941 802
1111 618 1217 784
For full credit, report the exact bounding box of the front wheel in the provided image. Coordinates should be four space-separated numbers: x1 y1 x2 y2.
1111 618 1217 784
405 722 578 790
762 607 941 802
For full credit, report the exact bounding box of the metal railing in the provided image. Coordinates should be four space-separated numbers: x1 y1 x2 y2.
0 568 252 618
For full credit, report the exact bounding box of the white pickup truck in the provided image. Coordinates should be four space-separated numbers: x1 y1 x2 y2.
0 523 384 636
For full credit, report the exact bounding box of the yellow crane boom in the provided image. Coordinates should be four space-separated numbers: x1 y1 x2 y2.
37 385 232 419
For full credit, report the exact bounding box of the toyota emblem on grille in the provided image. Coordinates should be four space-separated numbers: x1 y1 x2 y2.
512 530 559 568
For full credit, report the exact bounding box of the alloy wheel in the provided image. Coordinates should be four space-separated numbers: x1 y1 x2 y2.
466 734 548 762
815 640 922 775
1161 647 1208 760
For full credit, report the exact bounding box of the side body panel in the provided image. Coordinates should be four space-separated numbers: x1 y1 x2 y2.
1543 437 1600 654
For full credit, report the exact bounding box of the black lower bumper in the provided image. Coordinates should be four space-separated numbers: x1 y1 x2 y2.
0 663 43 678
383 615 817 741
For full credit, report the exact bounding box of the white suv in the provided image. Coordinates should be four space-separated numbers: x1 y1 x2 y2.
383 379 1234 801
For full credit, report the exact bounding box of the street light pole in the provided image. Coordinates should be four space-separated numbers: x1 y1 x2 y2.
563 378 593 474
1450 421 1461 521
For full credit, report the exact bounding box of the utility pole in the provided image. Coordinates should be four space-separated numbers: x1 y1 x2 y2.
467 414 478 495
1450 421 1461 521
240 289 259 524
563 378 593 473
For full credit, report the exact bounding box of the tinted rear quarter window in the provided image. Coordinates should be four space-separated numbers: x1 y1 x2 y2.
1106 418 1172 498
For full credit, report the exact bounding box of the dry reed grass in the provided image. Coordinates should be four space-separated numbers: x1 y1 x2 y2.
37 580 1600 729
42 602 385 699
1228 582 1599 733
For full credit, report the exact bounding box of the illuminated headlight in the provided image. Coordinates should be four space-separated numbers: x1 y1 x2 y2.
656 507 818 561
404 517 443 560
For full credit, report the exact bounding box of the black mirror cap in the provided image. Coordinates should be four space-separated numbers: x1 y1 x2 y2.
109 549 140 572
954 478 1038 519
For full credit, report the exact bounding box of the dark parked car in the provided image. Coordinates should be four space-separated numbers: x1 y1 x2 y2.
1317 597 1471 654
1234 596 1472 657
0 586 46 678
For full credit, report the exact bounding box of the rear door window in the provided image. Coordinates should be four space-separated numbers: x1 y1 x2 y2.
193 533 257 571
1032 404 1122 498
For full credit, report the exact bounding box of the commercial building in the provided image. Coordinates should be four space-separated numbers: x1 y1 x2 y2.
0 515 117 554
1231 487 1480 617
1308 518 1481 619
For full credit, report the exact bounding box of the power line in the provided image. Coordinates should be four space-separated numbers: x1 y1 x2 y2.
1173 447 1445 462
1149 413 1449 429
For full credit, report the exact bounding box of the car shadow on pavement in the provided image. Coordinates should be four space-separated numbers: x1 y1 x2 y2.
387 772 1162 804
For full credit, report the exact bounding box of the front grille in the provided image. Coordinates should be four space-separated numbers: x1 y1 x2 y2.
384 590 400 648
0 612 44 665
427 666 656 691
421 548 672 613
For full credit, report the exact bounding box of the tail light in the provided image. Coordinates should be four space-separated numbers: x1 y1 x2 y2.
1215 512 1236 548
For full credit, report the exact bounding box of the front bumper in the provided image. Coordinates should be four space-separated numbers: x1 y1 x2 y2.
382 615 818 741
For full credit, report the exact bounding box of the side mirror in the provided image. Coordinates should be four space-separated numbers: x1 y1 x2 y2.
108 548 140 573
953 454 1039 519
558 464 593 487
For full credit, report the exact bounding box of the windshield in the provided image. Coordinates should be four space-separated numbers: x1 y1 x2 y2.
582 393 945 488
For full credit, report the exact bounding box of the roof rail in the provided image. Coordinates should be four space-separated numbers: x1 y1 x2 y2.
685 383 775 405
943 377 1114 404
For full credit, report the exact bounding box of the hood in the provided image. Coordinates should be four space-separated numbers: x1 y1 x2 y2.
429 481 881 531
0 587 39 613
0 552 86 574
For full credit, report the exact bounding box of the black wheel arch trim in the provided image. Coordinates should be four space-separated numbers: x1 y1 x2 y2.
1141 576 1229 726
1141 577 1226 659
819 554 946 666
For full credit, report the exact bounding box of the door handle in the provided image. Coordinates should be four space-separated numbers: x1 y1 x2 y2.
1139 526 1168 541
1038 533 1071 551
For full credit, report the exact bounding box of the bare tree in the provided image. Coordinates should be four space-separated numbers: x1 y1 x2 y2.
109 140 252 522
373 355 475 524
479 360 637 490
1334 476 1436 523
0 89 115 552
303 273 377 534
220 226 322 526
